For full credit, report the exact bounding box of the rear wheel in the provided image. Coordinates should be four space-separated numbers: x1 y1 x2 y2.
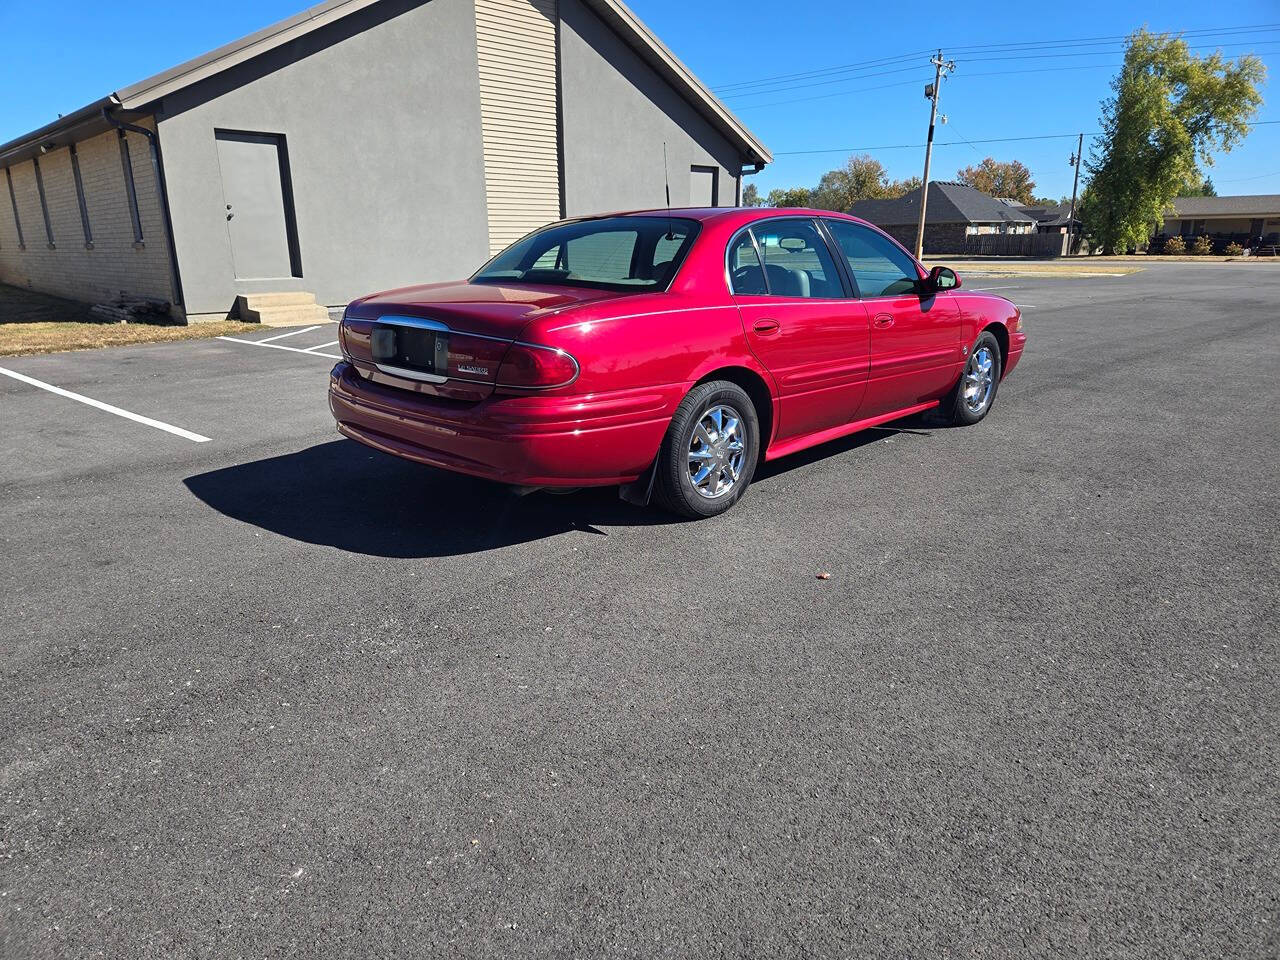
654 381 760 519
942 331 1002 425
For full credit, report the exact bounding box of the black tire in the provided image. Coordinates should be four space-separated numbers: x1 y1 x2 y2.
941 330 1003 426
654 380 760 519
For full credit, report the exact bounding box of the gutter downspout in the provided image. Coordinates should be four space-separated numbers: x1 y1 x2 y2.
738 162 764 207
103 108 185 313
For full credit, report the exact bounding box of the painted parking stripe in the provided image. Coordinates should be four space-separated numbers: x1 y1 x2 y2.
254 324 325 343
216 336 341 360
303 340 340 353
0 365 211 443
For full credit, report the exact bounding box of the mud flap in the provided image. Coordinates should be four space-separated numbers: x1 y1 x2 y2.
618 457 658 506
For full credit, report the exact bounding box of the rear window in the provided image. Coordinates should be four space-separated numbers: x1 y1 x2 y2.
473 216 699 292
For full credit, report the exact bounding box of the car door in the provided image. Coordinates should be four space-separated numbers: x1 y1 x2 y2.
728 218 869 443
823 219 964 419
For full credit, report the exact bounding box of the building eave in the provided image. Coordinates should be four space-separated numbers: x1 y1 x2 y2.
113 0 386 110
0 97 122 167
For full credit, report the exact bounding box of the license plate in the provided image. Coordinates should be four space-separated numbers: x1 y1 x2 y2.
371 324 449 375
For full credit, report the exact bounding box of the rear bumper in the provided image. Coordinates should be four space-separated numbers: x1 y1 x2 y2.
328 362 679 486
1004 331 1027 377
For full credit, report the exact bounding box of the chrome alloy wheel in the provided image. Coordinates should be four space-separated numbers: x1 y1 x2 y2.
687 404 746 499
963 346 996 415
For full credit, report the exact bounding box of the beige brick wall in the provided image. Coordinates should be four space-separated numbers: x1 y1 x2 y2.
0 118 176 309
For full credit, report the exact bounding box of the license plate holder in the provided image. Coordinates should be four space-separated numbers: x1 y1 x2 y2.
371 323 449 376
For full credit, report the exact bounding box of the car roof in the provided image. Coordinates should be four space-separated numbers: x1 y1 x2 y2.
607 206 866 223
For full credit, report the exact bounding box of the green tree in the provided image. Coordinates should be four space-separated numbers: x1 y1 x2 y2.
760 156 919 211
889 176 922 198
741 183 763 207
956 157 1037 202
811 154 897 210
766 186 814 208
1182 174 1217 197
1080 29 1264 254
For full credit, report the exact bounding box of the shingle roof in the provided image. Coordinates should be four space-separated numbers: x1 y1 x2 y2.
1 0 770 167
1166 195 1280 217
1015 203 1077 227
849 181 1038 227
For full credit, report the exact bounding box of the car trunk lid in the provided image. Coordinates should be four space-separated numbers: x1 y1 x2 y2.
340 281 627 401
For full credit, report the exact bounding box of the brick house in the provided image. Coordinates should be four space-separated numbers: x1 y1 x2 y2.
1157 194 1280 251
849 181 1037 255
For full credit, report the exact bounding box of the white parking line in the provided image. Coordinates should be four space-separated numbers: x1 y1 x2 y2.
303 340 340 353
216 336 342 360
255 324 325 343
0 365 211 442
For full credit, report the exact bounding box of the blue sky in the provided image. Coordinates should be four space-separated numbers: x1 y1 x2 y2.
2 0 1276 200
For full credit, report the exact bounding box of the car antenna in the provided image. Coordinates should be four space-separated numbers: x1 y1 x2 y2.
662 141 674 239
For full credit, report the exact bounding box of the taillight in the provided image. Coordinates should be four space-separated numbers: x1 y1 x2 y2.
495 342 579 390
443 333 509 382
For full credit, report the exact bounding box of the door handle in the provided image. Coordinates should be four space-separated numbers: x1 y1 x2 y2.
752 318 780 335
873 313 894 327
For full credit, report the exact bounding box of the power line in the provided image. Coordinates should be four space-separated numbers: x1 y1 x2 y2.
711 22 1280 92
725 41 1280 105
732 52 1278 111
1218 169 1280 182
768 120 1280 157
720 63 926 101
774 133 1096 157
732 76 934 111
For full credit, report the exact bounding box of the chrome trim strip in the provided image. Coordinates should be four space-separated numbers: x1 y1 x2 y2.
366 315 579 390
374 363 448 384
377 314 448 332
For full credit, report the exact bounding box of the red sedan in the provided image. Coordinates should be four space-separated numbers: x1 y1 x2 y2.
330 208 1025 518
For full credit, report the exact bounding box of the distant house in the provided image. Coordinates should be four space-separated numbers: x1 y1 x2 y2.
1159 195 1280 248
849 181 1037 255
1014 202 1080 236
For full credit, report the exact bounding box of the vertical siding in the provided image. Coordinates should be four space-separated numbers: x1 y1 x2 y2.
0 118 175 306
475 0 561 255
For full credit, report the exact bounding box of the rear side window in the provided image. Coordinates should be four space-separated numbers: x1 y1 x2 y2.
475 216 697 292
727 231 766 295
749 219 844 299
825 219 921 297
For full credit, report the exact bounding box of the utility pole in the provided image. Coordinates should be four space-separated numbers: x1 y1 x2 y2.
1065 133 1084 256
914 51 956 260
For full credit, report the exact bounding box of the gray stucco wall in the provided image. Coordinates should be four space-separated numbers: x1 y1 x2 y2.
558 0 743 216
155 0 489 316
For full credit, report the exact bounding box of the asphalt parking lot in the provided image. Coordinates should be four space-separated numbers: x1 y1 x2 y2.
1 262 1277 958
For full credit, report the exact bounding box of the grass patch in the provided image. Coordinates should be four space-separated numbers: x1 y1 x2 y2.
925 260 1144 278
0 320 260 357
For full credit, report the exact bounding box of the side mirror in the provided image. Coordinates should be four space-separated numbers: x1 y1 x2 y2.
925 265 961 293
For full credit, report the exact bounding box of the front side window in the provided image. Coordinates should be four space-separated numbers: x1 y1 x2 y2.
825 219 922 298
745 219 844 299
474 216 698 292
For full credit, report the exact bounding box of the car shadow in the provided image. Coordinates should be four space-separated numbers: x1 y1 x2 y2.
183 439 670 558
184 414 938 559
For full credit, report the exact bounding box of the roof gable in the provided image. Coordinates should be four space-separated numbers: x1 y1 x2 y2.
849 181 1037 226
1 0 769 167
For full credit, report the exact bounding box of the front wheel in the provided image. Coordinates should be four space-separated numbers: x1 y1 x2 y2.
654 381 760 519
942 331 1002 426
